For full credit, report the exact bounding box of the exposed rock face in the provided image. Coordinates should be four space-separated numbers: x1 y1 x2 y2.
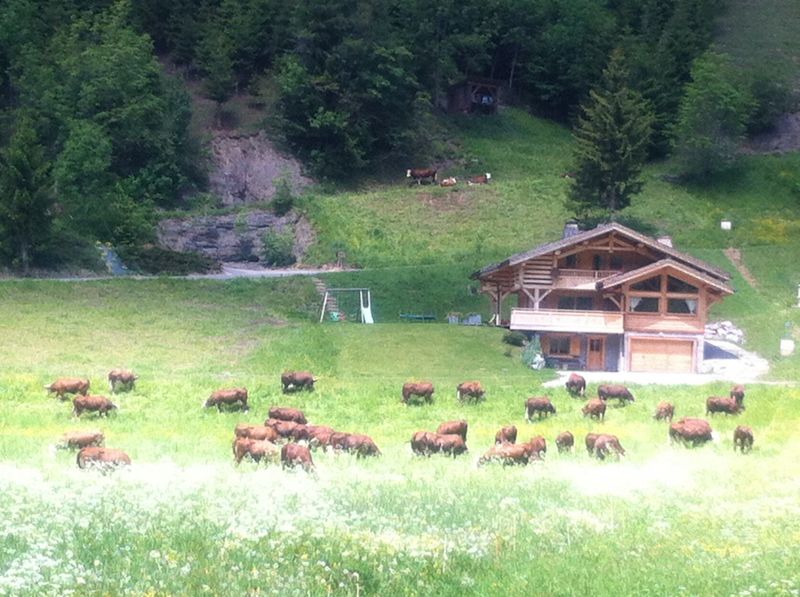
157 211 314 263
705 320 745 345
209 132 313 205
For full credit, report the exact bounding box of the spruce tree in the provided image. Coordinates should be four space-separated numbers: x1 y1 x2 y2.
567 48 654 221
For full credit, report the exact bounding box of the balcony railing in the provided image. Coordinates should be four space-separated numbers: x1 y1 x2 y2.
510 308 624 334
552 269 621 289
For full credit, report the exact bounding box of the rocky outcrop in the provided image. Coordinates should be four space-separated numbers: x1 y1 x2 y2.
157 210 314 263
209 132 313 205
705 320 745 345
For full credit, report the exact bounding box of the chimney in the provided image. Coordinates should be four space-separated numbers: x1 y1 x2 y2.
563 221 580 239
657 236 673 248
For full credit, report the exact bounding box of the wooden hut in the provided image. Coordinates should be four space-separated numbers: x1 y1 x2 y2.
445 78 501 114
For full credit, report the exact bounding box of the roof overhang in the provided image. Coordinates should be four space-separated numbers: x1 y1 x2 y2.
596 259 734 295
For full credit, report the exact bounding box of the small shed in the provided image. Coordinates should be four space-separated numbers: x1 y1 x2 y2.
445 78 502 114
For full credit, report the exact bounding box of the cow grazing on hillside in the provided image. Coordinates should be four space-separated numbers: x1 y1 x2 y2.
343 434 382 458
478 439 541 466
669 417 713 447
524 396 556 422
402 381 434 404
58 430 105 450
264 418 304 440
233 437 279 465
495 425 517 445
234 424 280 443
46 377 90 400
582 398 606 421
527 436 547 460
706 396 743 416
456 381 485 403
439 177 457 187
73 395 117 418
76 447 130 470
733 425 754 453
205 388 249 412
555 431 574 453
654 401 675 422
585 432 600 455
434 433 468 457
467 173 491 185
597 384 635 405
730 384 746 407
594 434 626 460
281 443 314 472
281 371 317 393
411 431 438 456
268 406 308 425
565 373 586 397
436 420 468 442
108 369 137 393
406 168 437 185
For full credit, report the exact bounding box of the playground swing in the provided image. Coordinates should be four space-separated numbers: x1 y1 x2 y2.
319 288 374 324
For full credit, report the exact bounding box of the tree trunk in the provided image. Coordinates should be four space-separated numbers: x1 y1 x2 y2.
509 45 519 90
19 241 30 276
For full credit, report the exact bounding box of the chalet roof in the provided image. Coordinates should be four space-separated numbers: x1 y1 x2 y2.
471 222 731 281
596 259 734 295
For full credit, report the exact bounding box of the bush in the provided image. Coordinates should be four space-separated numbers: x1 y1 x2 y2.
262 228 295 266
117 245 219 275
272 177 295 216
745 70 797 135
502 331 527 347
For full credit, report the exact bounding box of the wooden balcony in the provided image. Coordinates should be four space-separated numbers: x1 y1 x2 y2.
553 269 620 289
510 308 624 333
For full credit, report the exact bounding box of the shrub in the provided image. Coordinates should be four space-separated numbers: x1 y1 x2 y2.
502 331 527 347
262 228 295 266
117 245 219 275
272 177 295 216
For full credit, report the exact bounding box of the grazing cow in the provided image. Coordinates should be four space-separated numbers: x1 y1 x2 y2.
108 369 137 393
205 388 249 412
706 396 743 416
653 401 675 422
478 442 535 466
411 431 438 456
669 417 713 447
406 168 437 185
233 437 279 465
281 443 314 472
439 177 457 187
597 384 635 405
565 373 586 397
733 425 754 453
234 424 280 443
281 371 316 393
555 431 574 453
594 434 626 460
264 418 303 440
308 429 335 450
343 434 382 458
527 435 547 460
456 381 485 403
730 384 746 407
73 395 117 418
585 432 600 455
582 398 606 421
467 173 491 185
76 447 130 469
524 396 556 422
434 433 468 457
58 430 104 450
46 377 90 401
268 406 308 425
402 381 435 404
495 425 517 445
436 420 468 442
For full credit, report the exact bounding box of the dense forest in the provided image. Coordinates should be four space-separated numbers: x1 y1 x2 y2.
0 0 791 273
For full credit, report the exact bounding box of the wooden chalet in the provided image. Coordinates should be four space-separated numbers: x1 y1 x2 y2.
472 223 734 373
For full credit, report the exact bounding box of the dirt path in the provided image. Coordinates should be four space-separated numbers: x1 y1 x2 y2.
724 248 759 289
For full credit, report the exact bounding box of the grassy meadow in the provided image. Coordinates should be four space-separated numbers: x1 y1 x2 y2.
2 278 800 596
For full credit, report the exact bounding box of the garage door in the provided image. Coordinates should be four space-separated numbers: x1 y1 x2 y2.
629 338 694 373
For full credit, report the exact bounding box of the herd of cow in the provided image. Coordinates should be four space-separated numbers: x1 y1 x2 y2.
406 168 492 187
47 368 755 473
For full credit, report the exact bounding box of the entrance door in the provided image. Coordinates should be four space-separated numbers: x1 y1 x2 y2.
587 336 605 371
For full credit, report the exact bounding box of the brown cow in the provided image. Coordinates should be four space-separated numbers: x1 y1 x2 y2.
343 434 382 458
58 430 105 450
706 396 743 416
264 418 303 440
582 399 606 421
653 401 675 422
585 432 600 455
73 395 117 418
669 417 713 447
281 371 316 393
406 168 437 184
205 388 249 412
467 173 491 185
730 384 746 407
433 433 468 457
233 437 279 465
597 384 635 405
456 381 485 403
565 373 586 397
436 420 468 442
527 435 547 460
46 377 90 401
733 425 754 453
411 431 438 456
234 424 280 443
268 406 308 425
524 397 556 422
439 177 457 187
495 425 517 445
402 381 434 404
76 447 130 469
555 431 574 453
281 443 314 472
108 369 137 393
478 442 536 466
308 429 335 450
594 434 626 460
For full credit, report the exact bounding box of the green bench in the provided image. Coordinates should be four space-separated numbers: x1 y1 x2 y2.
399 312 437 322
